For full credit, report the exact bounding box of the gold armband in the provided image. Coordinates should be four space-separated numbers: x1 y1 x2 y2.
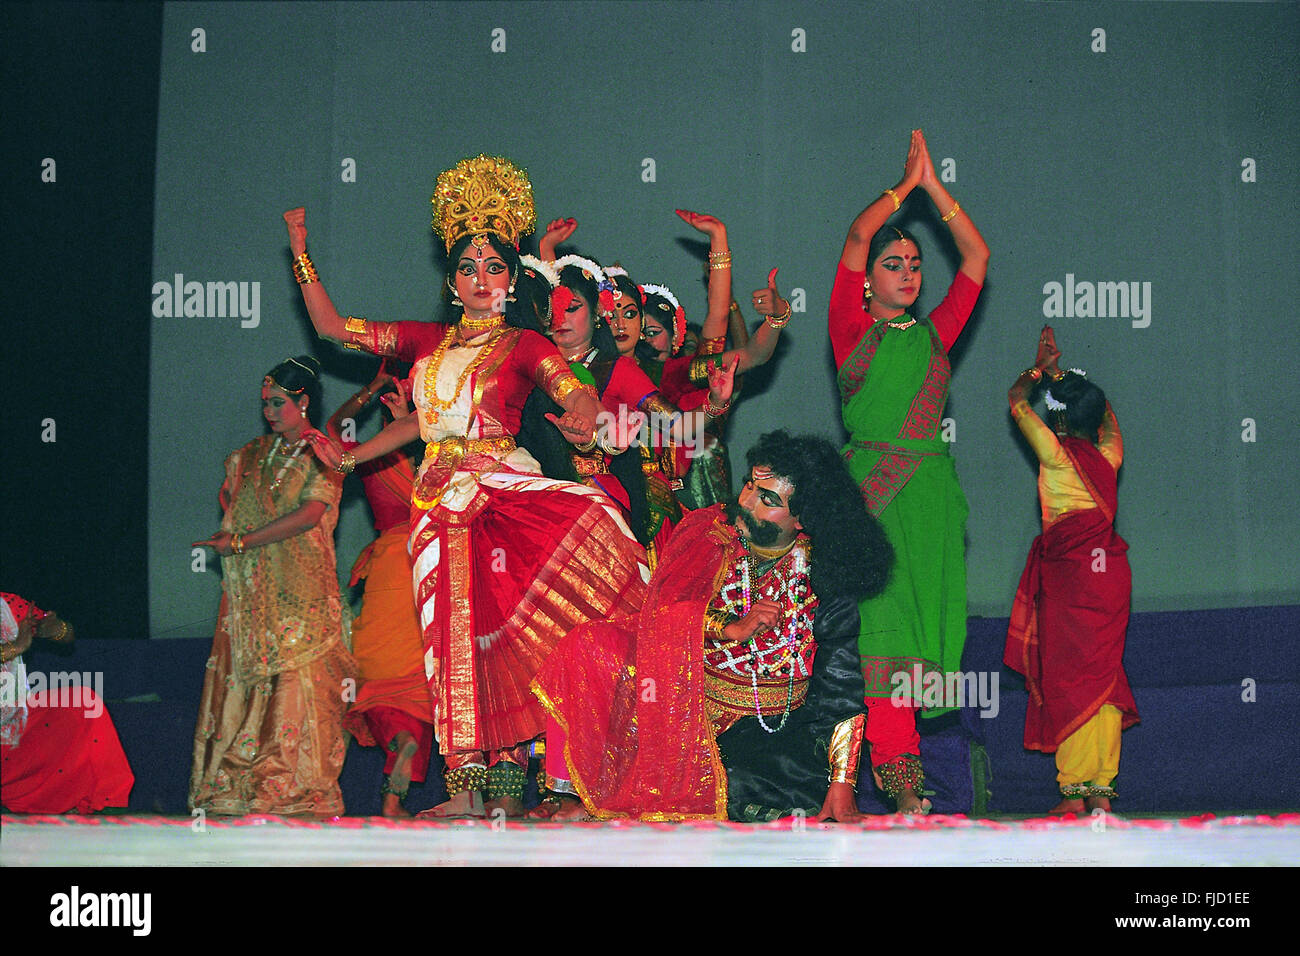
343 316 368 352
828 713 865 786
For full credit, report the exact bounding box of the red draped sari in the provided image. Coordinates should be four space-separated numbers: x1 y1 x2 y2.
1005 436 1139 751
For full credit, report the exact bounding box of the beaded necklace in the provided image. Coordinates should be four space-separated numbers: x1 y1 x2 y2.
421 317 505 413
887 313 917 331
263 435 305 493
724 539 812 733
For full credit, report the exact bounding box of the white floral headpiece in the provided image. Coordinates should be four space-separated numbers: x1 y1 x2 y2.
519 254 560 289
1044 367 1087 411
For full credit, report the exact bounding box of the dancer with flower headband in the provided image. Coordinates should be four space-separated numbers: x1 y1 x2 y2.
1005 326 1138 814
189 355 356 817
285 155 649 817
831 129 990 813
515 250 737 569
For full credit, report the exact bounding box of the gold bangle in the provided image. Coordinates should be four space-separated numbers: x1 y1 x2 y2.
335 451 357 475
941 201 961 223
1022 367 1042 383
292 252 319 284
230 533 245 555
766 301 792 329
883 188 901 211
573 433 598 453
1047 367 1065 382
707 249 731 260
708 260 732 271
703 397 731 418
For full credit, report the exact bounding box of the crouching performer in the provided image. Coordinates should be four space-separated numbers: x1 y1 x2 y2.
532 430 893 821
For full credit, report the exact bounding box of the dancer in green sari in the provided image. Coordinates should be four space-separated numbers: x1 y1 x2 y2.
829 130 990 813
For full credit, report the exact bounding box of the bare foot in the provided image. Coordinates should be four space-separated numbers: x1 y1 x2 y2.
417 791 484 819
483 795 526 817
895 787 931 815
1084 795 1111 813
527 797 566 820
381 792 411 818
552 800 592 822
1050 797 1086 815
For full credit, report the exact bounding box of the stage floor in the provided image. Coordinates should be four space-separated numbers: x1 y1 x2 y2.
3 812 1296 866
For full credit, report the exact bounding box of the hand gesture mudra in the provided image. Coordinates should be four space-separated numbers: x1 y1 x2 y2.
706 353 739 407
675 209 727 240
284 207 308 256
751 268 789 318
1035 325 1061 373
539 217 578 260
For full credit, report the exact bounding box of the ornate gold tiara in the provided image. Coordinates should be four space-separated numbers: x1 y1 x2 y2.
431 154 536 251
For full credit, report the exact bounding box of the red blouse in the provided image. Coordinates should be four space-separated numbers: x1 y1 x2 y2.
828 263 982 369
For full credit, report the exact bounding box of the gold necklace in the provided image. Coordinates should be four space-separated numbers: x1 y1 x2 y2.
422 325 504 412
459 311 505 335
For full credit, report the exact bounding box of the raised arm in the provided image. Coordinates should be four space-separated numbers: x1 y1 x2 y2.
911 130 990 286
537 217 578 262
675 210 731 342
327 362 395 442
284 207 352 343
841 131 927 271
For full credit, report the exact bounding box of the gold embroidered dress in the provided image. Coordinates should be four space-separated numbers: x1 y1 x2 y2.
189 434 355 816
353 319 650 774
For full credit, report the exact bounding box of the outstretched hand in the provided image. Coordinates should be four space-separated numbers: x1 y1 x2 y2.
192 531 235 557
546 409 596 447
303 428 344 469
751 268 789 318
284 207 307 256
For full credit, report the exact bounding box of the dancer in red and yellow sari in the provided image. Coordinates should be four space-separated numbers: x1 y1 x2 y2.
288 156 649 816
1005 328 1138 814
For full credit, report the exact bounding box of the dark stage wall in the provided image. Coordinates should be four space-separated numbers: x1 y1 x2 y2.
5 2 1299 643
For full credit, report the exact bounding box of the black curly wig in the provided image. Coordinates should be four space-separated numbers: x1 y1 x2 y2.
741 430 893 602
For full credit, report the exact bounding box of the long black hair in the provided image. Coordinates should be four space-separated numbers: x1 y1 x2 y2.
743 430 893 601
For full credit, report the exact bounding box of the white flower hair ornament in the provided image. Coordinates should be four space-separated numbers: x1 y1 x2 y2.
1044 367 1087 411
639 283 687 354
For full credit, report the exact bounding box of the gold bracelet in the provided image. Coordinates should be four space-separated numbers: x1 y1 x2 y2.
941 201 961 223
573 433 598 454
708 260 732 271
230 533 245 555
335 451 357 475
355 388 373 404
766 301 792 329
883 188 901 211
703 397 731 418
707 249 731 260
1022 367 1042 383
292 252 319 284
1046 367 1065 382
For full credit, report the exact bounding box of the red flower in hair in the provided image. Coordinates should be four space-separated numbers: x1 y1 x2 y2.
550 286 575 329
598 289 615 314
638 286 646 305
673 307 686 354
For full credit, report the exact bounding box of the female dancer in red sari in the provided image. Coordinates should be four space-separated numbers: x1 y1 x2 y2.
1005 327 1139 814
287 156 649 817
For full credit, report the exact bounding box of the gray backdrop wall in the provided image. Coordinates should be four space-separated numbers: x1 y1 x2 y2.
148 0 1299 639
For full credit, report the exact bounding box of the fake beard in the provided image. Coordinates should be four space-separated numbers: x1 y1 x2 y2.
725 495 782 547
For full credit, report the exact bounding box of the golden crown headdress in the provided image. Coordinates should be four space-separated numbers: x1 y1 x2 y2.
432 154 536 251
